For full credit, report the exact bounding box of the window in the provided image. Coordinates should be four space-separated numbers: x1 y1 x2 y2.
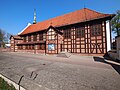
32 45 34 49
33 34 37 41
23 37 26 42
28 45 32 50
28 45 31 50
18 46 20 50
18 45 23 50
28 35 31 42
25 45 28 50
38 44 45 50
64 28 71 39
75 26 85 38
39 33 43 41
43 33 46 41
91 24 101 36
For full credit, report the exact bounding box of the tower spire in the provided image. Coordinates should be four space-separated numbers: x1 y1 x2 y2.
33 9 37 24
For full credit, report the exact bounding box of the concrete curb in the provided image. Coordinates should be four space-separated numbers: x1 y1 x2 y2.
0 73 26 90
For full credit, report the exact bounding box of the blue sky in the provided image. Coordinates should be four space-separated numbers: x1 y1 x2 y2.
0 0 120 37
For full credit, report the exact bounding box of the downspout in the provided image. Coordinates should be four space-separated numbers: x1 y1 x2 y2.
57 33 58 54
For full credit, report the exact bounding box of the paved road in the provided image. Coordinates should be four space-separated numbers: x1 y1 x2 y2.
0 52 120 90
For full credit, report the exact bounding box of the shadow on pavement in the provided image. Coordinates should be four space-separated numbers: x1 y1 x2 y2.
93 56 120 75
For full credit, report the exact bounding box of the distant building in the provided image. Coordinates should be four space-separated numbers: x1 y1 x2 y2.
10 8 115 55
10 35 23 52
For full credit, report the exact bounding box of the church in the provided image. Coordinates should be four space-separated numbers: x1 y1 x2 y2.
10 8 115 55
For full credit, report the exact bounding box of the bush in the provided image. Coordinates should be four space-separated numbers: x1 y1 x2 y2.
0 77 16 90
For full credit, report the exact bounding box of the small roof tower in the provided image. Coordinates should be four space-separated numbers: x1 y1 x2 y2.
33 9 37 24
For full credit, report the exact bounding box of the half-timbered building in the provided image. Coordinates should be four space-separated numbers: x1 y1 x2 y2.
10 8 115 55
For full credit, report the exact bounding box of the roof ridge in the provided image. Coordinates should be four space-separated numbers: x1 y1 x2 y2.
37 8 111 25
85 8 112 15
37 8 92 24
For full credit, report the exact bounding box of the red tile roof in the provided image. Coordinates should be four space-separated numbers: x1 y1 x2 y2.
20 8 115 35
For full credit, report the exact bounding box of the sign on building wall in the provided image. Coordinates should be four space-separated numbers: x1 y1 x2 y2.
48 44 55 50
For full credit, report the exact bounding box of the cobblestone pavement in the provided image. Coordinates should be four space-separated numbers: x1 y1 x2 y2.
0 52 120 90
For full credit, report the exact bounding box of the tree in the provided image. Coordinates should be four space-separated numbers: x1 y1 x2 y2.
0 29 5 47
111 10 120 36
0 29 11 48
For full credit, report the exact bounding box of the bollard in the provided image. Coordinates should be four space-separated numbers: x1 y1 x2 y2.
18 75 24 90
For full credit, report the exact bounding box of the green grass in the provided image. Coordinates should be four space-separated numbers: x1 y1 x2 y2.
0 77 16 90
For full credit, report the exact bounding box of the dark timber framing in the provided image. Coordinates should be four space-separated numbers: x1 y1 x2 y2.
10 8 115 56
11 19 112 55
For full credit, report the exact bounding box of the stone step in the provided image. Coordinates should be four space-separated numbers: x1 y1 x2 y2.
56 52 71 58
